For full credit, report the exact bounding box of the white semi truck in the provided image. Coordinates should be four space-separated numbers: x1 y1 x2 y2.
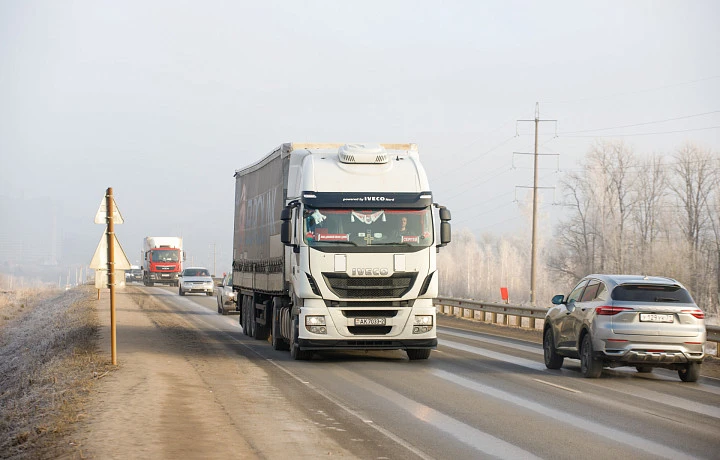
232 143 451 360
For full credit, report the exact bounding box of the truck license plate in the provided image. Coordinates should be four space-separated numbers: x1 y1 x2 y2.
355 317 386 326
639 313 673 323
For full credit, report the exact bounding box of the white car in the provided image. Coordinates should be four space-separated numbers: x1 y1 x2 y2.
215 272 237 315
178 267 214 296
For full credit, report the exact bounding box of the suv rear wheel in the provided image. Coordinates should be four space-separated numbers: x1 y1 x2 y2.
678 362 700 382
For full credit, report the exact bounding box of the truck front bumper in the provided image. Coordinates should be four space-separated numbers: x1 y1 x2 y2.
298 338 437 351
149 272 179 283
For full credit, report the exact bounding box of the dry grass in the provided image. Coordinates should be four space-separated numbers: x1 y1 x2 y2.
0 286 112 459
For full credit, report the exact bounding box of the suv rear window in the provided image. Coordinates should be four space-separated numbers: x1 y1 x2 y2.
612 285 693 303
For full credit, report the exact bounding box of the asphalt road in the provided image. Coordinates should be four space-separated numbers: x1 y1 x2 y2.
81 285 720 459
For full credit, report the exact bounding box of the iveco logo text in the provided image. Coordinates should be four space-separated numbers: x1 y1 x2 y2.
342 196 395 202
352 268 389 276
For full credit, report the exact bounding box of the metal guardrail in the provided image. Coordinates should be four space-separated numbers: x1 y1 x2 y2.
433 297 720 357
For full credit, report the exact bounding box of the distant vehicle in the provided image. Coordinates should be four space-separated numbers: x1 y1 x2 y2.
232 142 451 360
125 265 143 283
142 237 185 286
215 272 237 315
543 274 706 381
178 267 214 296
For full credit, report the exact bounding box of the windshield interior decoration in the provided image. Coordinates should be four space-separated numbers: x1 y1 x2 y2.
303 207 433 247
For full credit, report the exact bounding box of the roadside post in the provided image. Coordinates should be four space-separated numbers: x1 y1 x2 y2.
89 187 130 365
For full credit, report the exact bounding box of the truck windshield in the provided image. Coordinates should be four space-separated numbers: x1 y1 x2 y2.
303 207 433 247
152 250 179 262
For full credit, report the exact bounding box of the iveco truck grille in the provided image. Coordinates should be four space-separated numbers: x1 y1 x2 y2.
322 273 417 298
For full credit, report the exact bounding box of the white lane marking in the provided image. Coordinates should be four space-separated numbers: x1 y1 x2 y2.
440 338 548 371
442 338 720 403
326 370 541 459
440 328 543 355
433 369 695 460
265 360 435 460
444 338 720 418
589 381 720 419
533 378 581 393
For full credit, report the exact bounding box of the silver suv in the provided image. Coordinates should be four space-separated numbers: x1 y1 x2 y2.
543 274 706 381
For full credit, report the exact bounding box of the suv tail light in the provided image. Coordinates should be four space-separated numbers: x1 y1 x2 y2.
596 306 632 316
681 309 705 319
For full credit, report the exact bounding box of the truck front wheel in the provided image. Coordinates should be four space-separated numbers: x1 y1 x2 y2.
271 298 290 351
290 317 312 361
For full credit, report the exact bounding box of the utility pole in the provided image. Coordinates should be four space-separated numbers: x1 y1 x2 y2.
212 242 217 277
516 103 558 309
106 187 117 365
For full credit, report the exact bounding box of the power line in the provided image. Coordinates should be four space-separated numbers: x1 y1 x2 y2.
561 125 720 138
542 75 720 105
434 135 518 178
436 165 514 198
558 111 720 135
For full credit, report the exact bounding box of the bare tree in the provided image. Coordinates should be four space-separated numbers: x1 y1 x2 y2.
549 170 596 279
632 154 666 269
669 143 715 295
585 141 637 273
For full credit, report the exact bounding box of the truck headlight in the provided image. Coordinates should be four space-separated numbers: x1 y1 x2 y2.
305 315 327 334
413 315 433 334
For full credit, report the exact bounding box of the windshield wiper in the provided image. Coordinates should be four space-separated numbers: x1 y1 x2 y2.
654 297 679 302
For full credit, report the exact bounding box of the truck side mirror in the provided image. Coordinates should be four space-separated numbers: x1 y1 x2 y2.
439 207 451 221
281 221 292 245
440 221 451 245
280 207 293 246
435 205 451 249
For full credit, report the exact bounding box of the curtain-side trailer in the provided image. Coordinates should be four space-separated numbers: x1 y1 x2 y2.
232 143 451 360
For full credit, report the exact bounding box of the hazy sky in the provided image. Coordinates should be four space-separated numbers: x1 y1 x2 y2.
1 1 719 273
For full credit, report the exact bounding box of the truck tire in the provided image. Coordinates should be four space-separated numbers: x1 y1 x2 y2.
254 300 270 341
406 349 431 360
244 296 256 338
239 299 246 334
290 317 312 361
241 296 252 336
271 298 289 351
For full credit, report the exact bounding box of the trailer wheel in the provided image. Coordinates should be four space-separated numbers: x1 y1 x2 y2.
254 300 270 341
239 299 245 332
240 296 248 335
243 296 254 337
246 296 256 338
290 317 312 360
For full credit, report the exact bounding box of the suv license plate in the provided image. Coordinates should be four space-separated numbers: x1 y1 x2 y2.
640 313 673 323
355 317 386 326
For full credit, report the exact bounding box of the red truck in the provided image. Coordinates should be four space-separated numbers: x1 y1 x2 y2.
142 236 185 286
